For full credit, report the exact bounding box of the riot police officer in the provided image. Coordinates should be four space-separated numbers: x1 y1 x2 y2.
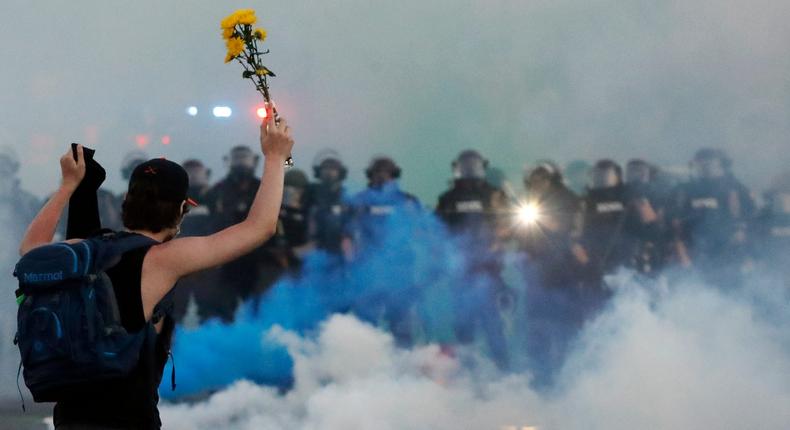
753 171 790 273
346 156 421 347
309 150 351 255
180 158 213 237
580 159 630 280
347 157 420 249
279 168 312 255
518 161 585 287
436 149 510 370
171 158 217 324
517 161 585 384
204 145 265 320
250 168 314 309
623 159 668 275
671 148 755 284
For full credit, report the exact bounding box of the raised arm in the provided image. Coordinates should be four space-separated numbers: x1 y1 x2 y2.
19 145 86 255
149 115 294 280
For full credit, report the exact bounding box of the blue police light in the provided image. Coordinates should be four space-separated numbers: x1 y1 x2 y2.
212 106 232 118
186 106 198 116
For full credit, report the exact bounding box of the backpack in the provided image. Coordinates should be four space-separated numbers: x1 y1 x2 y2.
13 232 160 403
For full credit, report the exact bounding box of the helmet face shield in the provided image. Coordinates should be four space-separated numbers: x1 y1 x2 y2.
626 163 651 184
694 158 725 180
591 167 620 189
229 149 256 169
525 169 552 194
457 157 486 180
283 185 305 208
318 159 343 184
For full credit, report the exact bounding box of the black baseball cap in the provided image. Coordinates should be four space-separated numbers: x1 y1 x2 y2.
129 158 198 206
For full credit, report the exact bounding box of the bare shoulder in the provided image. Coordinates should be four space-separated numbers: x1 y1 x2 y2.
142 236 203 279
139 239 189 321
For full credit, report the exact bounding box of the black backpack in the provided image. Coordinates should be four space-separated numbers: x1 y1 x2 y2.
13 232 161 403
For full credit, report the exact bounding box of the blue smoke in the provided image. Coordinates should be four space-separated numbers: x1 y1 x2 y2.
161 204 484 399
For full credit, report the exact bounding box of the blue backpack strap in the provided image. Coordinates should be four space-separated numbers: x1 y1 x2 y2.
90 232 159 272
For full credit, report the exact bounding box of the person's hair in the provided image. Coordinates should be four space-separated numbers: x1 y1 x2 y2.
122 181 183 233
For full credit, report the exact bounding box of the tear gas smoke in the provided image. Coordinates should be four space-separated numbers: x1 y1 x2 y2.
160 272 790 429
159 201 789 429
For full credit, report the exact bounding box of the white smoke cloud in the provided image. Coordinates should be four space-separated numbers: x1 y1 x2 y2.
160 272 790 430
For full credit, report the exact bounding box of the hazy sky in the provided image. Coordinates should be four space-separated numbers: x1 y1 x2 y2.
1 0 789 202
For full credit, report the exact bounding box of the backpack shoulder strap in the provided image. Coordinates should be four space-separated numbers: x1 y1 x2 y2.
89 232 160 272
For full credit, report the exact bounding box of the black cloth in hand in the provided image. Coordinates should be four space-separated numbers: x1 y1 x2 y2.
67 144 107 239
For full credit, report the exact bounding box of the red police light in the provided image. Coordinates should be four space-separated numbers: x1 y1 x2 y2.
161 135 171 145
135 134 150 148
256 106 268 119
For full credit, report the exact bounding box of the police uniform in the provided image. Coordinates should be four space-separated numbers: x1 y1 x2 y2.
581 184 630 277
672 175 755 273
310 183 351 254
622 182 668 275
346 180 421 347
204 173 263 320
436 178 510 370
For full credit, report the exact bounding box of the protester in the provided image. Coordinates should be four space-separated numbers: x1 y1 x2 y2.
17 113 294 429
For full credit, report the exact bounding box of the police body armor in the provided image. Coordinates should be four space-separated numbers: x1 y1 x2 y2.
676 177 753 263
623 183 666 275
348 181 419 249
310 184 350 254
436 179 502 272
582 185 629 274
754 210 790 269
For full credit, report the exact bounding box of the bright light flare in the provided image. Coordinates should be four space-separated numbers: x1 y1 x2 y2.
212 106 232 118
517 202 541 226
186 106 198 116
256 106 268 119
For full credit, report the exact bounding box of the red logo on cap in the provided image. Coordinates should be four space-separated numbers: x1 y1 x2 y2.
144 166 157 175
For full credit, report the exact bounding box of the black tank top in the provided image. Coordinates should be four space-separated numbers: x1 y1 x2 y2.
53 240 174 430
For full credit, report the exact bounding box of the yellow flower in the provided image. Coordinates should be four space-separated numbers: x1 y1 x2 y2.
220 14 238 30
253 28 267 41
222 27 235 40
224 52 235 63
236 9 257 25
225 37 245 61
255 67 270 76
220 9 256 29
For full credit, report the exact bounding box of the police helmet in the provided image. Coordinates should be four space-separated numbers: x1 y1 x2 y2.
224 145 259 168
590 159 623 189
525 160 562 185
285 168 310 189
182 159 212 182
121 150 149 180
452 149 488 179
365 157 401 180
625 159 655 184
692 148 731 179
312 149 348 181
